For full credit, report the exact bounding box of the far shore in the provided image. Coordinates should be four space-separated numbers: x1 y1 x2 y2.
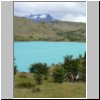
14 40 86 43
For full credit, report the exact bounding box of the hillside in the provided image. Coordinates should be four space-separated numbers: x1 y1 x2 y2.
14 16 86 42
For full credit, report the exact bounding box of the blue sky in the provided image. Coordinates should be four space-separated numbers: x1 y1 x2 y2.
14 2 86 22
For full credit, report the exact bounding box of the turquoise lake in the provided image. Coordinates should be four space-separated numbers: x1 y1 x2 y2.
14 42 86 72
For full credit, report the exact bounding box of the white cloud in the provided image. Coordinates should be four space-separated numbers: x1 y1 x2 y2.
14 2 86 22
73 16 86 22
59 14 86 22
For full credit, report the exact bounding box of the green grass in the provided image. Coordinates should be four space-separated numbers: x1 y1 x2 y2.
14 72 86 98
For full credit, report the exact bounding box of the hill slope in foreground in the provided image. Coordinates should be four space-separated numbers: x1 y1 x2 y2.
14 16 86 42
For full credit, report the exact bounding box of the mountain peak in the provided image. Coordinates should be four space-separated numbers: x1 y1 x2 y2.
26 14 55 22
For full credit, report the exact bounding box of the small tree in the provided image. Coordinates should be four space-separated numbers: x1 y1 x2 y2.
52 65 64 83
77 55 86 81
14 58 18 75
14 66 17 75
34 74 42 84
63 55 79 81
29 63 48 84
42 64 49 80
80 59 86 81
79 54 83 59
84 52 86 59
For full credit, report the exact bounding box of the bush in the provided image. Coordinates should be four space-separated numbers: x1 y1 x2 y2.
63 55 79 81
14 58 18 75
80 59 86 81
34 74 42 85
29 63 48 75
19 73 27 78
52 65 64 83
14 66 18 75
15 82 34 88
29 63 49 85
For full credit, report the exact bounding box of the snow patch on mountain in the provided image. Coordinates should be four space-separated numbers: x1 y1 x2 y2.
26 14 55 22
33 15 38 19
40 14 47 18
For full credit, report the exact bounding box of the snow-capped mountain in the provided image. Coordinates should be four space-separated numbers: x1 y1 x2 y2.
26 14 55 22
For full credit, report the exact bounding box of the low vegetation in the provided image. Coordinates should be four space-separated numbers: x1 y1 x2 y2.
14 73 86 98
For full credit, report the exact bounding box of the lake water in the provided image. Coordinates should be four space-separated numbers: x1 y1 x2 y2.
14 42 86 72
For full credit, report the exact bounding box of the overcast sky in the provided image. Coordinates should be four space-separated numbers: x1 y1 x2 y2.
14 2 86 22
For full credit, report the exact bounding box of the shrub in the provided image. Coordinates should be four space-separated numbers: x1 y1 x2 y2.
29 63 49 85
34 74 42 85
15 82 34 88
19 73 27 78
14 58 18 75
52 65 64 83
14 66 18 75
63 55 79 81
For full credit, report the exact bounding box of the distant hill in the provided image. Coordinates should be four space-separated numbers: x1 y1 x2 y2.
14 16 86 42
